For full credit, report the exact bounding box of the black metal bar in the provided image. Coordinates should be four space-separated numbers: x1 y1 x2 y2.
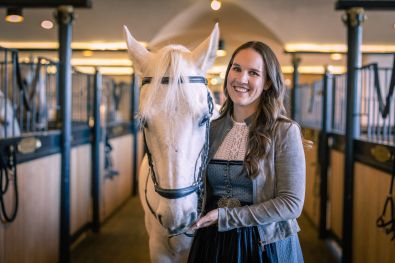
354 140 395 174
291 55 301 121
12 51 17 136
319 71 330 238
336 0 395 10
0 0 91 8
56 64 62 128
86 75 91 124
57 5 74 263
91 70 101 232
0 132 60 162
342 7 365 263
2 49 9 137
331 76 337 131
131 73 139 196
0 126 105 165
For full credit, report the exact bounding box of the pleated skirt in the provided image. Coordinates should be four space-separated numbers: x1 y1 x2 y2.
187 196 304 263
187 222 270 263
188 197 269 263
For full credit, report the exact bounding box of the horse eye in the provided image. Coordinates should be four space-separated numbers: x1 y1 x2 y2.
199 115 210 127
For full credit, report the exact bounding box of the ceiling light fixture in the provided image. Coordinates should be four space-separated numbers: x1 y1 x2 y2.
41 20 53 30
211 0 222 11
5 8 24 23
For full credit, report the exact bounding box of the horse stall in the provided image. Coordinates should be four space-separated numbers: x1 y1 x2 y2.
0 46 140 262
98 75 134 223
298 80 326 227
295 55 395 263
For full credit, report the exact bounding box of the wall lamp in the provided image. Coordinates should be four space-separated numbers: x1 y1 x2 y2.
5 8 24 23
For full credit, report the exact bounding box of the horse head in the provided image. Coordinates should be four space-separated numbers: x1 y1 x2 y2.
124 24 219 235
0 89 20 138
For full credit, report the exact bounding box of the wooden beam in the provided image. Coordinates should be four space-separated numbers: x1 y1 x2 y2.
0 0 91 8
336 0 395 10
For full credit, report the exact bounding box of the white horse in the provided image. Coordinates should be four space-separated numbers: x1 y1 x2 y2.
18 60 48 131
0 89 20 138
123 24 219 262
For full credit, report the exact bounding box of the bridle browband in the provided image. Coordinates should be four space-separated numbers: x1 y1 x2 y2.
141 76 208 86
141 76 213 235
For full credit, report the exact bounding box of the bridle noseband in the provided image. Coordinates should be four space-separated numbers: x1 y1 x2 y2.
141 76 213 234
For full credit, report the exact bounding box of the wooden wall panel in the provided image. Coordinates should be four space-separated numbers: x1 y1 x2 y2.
2 154 61 263
101 135 133 221
303 144 320 226
111 134 132 207
328 149 344 239
70 144 92 235
353 162 395 263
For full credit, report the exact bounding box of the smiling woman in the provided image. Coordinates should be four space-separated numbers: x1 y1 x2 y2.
188 41 306 263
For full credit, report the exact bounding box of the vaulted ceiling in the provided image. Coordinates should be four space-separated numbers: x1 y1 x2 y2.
0 0 394 72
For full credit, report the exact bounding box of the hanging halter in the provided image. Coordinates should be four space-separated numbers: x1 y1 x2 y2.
0 144 18 223
141 76 213 236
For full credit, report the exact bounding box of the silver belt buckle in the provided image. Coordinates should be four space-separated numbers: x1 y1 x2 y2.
217 197 241 208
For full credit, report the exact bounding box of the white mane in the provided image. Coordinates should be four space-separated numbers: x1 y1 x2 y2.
139 45 204 121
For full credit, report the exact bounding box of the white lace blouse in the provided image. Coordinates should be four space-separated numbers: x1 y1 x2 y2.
213 118 249 161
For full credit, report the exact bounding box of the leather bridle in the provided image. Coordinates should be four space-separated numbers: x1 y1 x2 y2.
141 76 213 235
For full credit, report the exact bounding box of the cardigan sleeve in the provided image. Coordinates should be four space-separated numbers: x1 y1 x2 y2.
217 122 306 232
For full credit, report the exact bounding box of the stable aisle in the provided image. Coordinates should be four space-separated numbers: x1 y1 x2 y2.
71 197 338 263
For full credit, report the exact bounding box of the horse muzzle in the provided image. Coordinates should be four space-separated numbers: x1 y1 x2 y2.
158 211 197 235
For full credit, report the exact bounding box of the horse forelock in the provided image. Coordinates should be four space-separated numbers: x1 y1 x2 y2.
138 45 206 121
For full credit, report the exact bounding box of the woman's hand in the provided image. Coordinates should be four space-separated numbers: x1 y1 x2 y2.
190 209 219 230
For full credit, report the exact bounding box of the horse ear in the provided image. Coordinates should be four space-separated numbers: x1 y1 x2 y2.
123 25 150 73
191 23 219 74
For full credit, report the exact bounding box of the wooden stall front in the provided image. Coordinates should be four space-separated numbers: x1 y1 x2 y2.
0 154 61 262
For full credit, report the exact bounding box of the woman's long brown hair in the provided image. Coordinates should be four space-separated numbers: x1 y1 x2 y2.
219 41 292 179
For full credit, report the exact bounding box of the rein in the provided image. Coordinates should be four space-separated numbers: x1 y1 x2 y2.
141 76 213 236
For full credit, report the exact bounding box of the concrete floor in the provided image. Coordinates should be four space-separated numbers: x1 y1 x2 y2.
71 197 338 263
